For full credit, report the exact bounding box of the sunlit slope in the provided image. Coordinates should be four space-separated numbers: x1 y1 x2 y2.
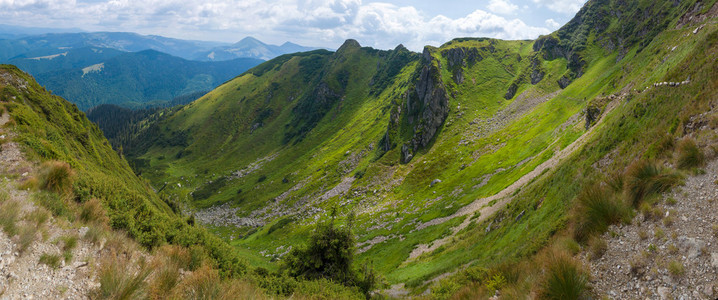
125 0 717 287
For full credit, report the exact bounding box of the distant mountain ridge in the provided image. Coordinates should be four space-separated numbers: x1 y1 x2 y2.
35 50 263 110
194 37 322 61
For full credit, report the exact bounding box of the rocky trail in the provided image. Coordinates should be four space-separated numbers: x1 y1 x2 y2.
586 159 718 299
0 108 100 299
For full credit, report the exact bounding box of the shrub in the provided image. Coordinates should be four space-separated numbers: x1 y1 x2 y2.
629 254 647 276
93 253 151 300
668 260 684 277
0 200 19 236
587 237 607 260
39 161 75 194
18 224 37 254
80 198 109 226
538 251 591 300
25 208 49 227
572 184 629 242
624 160 680 206
39 253 62 269
675 138 705 169
33 192 73 221
172 265 222 299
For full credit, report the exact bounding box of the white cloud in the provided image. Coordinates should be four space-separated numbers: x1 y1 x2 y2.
545 18 560 29
487 0 518 15
0 0 552 51
532 0 586 14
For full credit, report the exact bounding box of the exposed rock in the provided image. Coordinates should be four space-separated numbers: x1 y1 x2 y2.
558 75 572 89
657 286 671 300
440 47 482 84
711 253 718 269
430 179 442 187
529 57 545 85
585 106 601 130
504 83 518 100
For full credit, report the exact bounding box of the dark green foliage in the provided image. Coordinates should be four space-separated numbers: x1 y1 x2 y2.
369 45 419 95
267 217 293 235
675 137 705 169
192 177 228 201
284 212 380 297
34 50 263 110
285 213 356 283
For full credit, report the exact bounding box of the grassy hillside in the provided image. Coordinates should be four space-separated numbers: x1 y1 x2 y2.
121 0 718 295
0 65 367 298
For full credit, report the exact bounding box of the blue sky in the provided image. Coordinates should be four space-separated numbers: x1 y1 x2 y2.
0 0 587 50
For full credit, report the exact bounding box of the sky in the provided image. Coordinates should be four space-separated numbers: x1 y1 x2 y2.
0 0 588 51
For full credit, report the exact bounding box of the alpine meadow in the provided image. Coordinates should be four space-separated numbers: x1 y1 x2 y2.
1 0 718 299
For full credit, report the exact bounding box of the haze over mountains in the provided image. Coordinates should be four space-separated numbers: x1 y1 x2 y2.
0 27 321 109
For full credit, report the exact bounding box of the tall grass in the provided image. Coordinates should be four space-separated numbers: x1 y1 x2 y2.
0 200 19 235
624 160 680 206
39 161 74 194
675 138 705 169
93 253 151 300
572 184 629 242
537 251 591 300
80 198 109 226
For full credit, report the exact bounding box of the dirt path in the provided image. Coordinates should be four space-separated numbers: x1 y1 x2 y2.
405 99 620 262
0 106 100 299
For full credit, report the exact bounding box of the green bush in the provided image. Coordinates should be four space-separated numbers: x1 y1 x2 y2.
624 160 680 206
39 161 75 194
34 191 73 222
538 251 591 300
39 253 62 269
572 184 629 242
676 138 705 169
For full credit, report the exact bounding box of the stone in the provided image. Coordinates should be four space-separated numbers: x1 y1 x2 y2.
711 252 718 268
430 179 442 187
703 284 714 297
657 287 671 300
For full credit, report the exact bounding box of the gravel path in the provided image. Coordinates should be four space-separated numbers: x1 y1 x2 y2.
586 159 718 299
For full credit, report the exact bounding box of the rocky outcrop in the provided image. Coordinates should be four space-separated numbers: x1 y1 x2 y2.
533 35 586 89
400 48 450 162
529 57 545 85
440 47 482 84
504 83 518 100
380 47 450 163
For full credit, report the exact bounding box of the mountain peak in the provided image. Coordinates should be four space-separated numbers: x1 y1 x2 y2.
336 39 361 53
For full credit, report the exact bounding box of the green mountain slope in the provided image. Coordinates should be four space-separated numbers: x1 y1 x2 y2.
0 64 256 276
34 50 263 110
122 0 718 293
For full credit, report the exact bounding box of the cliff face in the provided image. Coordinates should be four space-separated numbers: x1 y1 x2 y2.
379 47 451 163
440 47 482 84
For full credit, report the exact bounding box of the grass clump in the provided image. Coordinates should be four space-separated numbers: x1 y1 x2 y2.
675 138 705 169
572 184 629 242
33 191 73 221
587 237 607 260
668 260 685 277
80 198 109 226
17 224 37 254
93 253 151 300
0 200 19 236
538 250 591 300
39 161 75 194
25 208 49 227
624 160 680 206
59 235 78 262
39 253 62 269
